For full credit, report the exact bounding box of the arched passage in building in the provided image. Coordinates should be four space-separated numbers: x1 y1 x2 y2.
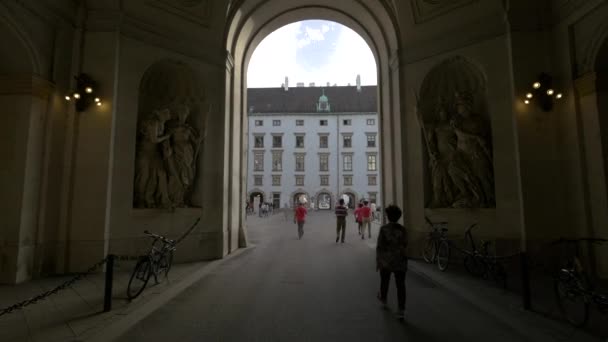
225 1 403 248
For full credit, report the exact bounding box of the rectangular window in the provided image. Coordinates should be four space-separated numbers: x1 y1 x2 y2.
320 175 329 186
366 118 375 125
296 135 305 148
273 120 281 126
367 134 376 148
296 120 304 126
319 154 329 171
295 154 305 171
344 175 353 186
367 154 377 171
343 135 352 148
343 155 352 171
254 135 264 148
320 120 328 126
255 120 263 126
368 175 377 185
272 136 282 148
254 152 264 171
319 135 328 148
254 175 263 186
296 175 304 186
272 151 282 171
272 193 281 208
272 175 281 186
343 119 351 126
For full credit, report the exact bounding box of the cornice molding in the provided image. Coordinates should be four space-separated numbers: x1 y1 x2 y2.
0 74 55 99
145 0 211 28
411 0 479 24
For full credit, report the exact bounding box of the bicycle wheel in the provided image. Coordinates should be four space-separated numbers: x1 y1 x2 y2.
464 254 486 277
554 270 589 327
127 257 152 300
422 238 436 263
436 240 450 271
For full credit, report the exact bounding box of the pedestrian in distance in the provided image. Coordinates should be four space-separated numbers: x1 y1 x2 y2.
294 201 308 239
354 203 363 236
360 200 372 239
375 205 408 321
335 198 348 243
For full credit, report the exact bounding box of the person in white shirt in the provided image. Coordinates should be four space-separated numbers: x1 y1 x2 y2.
370 202 377 220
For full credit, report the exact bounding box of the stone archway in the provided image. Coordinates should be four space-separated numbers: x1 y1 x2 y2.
225 0 403 249
315 191 333 210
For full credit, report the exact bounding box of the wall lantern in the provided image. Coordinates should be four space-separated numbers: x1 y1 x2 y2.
522 72 563 111
64 73 102 111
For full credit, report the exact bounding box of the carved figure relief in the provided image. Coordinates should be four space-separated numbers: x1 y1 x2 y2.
134 60 209 209
416 56 495 208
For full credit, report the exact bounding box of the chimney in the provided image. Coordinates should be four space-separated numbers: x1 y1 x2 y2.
356 74 361 92
284 76 289 91
309 82 315 87
327 82 330 87
297 82 305 87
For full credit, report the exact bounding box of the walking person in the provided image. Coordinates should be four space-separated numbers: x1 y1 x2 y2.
354 203 363 236
335 198 348 243
376 205 408 321
370 201 377 221
294 201 308 239
361 200 372 239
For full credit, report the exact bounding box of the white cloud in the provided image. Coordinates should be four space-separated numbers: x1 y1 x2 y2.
247 21 376 88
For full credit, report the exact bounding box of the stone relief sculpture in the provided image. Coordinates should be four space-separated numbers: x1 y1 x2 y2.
416 56 495 208
134 60 209 209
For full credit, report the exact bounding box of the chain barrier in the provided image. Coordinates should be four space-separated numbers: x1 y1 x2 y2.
0 256 108 317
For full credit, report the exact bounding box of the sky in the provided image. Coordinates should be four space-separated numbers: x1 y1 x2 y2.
247 20 377 88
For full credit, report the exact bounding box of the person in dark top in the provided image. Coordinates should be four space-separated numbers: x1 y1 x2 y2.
375 205 408 321
335 198 348 243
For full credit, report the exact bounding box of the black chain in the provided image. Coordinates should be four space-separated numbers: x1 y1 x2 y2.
0 257 108 317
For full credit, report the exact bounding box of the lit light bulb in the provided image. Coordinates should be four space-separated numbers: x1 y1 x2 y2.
96 102 102 106
533 82 541 89
547 89 554 96
85 87 93 94
556 93 563 99
94 97 100 102
524 100 530 104
526 93 533 99
73 93 81 99
65 96 71 101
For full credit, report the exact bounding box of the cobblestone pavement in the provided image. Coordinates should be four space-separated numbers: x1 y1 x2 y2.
116 210 561 342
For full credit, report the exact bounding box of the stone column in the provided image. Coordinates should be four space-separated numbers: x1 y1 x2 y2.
0 75 54 283
575 72 608 277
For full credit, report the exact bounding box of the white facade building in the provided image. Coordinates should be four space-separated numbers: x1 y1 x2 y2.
247 85 380 210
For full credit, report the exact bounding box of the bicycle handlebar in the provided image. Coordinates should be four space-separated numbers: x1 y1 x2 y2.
143 230 175 245
464 223 478 234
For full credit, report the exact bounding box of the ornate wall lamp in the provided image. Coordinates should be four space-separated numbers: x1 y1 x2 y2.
64 73 103 112
522 72 563 111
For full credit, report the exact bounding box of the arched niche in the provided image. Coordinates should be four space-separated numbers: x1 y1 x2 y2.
133 59 208 209
418 56 495 209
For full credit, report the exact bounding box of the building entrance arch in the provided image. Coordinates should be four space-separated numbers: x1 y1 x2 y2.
225 0 402 250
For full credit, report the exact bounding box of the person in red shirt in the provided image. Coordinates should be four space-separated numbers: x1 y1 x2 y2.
360 200 372 239
354 203 364 236
294 201 308 239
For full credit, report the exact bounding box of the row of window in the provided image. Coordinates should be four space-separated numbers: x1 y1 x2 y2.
253 153 378 172
263 192 378 209
253 133 377 148
253 175 378 186
254 118 376 127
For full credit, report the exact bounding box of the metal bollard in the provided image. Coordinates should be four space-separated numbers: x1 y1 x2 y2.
520 252 532 310
103 254 115 312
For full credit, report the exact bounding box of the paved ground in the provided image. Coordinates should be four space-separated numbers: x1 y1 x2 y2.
115 211 583 342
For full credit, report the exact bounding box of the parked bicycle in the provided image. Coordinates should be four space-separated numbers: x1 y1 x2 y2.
461 223 507 288
553 237 608 327
127 230 176 300
422 217 450 271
